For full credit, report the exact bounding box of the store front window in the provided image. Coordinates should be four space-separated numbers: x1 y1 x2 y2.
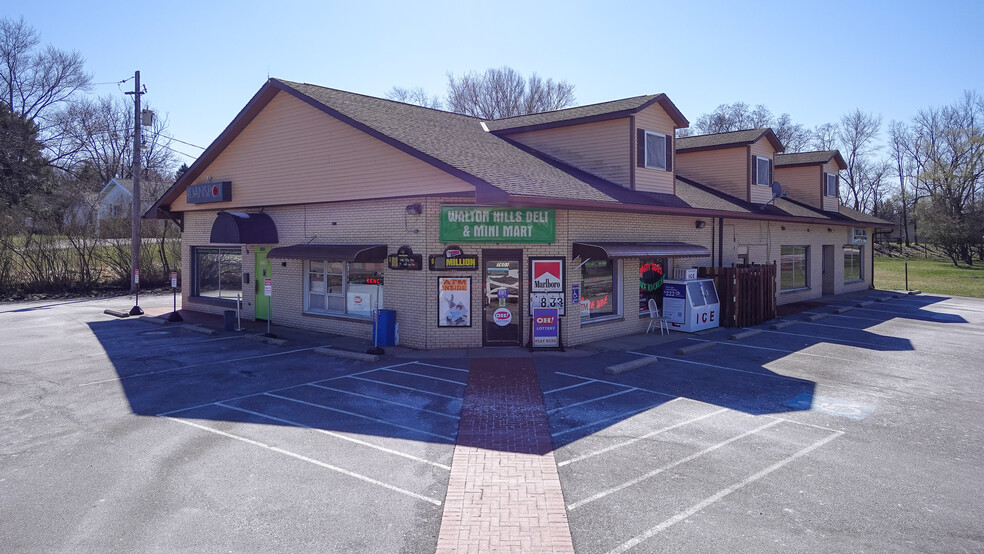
638 258 667 314
780 246 809 291
193 247 242 301
844 246 862 282
305 260 384 317
580 259 619 321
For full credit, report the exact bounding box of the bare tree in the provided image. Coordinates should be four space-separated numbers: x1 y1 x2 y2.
0 17 91 136
385 86 443 109
56 95 176 190
685 101 809 152
908 91 984 265
836 109 883 212
811 123 838 150
445 66 575 119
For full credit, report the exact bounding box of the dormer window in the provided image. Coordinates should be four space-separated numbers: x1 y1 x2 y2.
824 173 838 197
638 130 672 171
753 156 772 186
646 131 667 169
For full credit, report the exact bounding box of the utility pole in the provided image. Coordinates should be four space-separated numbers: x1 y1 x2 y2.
126 70 145 315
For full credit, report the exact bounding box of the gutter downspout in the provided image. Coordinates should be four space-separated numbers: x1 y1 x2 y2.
718 217 725 268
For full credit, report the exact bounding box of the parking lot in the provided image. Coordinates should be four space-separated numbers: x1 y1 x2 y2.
2 291 983 552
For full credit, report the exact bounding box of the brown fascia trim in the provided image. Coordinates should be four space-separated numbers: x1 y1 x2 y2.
146 191 476 218
490 94 689 137
746 145 752 201
678 129 784 155
502 195 864 228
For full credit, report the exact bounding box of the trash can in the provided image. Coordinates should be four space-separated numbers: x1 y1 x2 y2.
223 310 237 331
372 309 396 346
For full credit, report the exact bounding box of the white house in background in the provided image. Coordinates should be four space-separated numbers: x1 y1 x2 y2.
70 177 166 230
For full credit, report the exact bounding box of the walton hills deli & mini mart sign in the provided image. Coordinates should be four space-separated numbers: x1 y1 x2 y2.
441 206 555 243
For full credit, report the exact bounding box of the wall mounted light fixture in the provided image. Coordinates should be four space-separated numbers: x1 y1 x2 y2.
405 203 423 215
695 220 707 229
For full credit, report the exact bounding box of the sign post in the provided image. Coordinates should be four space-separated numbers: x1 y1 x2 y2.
128 269 143 315
263 278 275 338
166 271 182 322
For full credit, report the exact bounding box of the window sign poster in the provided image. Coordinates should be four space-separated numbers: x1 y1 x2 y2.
530 257 565 316
439 277 472 327
532 308 560 348
663 282 687 324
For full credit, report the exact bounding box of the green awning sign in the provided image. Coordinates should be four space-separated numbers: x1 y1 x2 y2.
440 206 555 243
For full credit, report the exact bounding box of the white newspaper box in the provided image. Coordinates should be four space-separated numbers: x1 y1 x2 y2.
662 278 721 332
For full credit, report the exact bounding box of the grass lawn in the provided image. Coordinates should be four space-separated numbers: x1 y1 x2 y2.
874 256 984 298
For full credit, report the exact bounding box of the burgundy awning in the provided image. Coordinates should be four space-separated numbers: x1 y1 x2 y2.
267 244 387 262
209 211 278 244
573 242 710 260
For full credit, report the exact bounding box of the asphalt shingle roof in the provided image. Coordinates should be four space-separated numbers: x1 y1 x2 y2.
150 78 889 229
278 80 620 203
677 129 777 151
775 151 842 167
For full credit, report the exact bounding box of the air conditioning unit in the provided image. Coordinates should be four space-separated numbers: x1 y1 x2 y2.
674 268 698 280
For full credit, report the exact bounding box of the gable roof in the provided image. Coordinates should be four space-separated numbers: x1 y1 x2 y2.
775 150 847 170
484 94 689 134
677 128 785 153
146 78 886 230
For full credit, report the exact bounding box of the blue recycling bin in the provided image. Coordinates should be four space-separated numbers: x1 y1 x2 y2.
372 309 397 346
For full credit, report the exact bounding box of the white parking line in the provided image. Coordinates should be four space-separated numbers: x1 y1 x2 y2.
347 375 459 400
80 347 321 386
414 362 469 373
214 403 452 470
542 380 593 395
265 392 455 441
552 401 667 439
164 417 443 506
306 383 460 420
763 329 897 349
382 368 467 386
546 388 638 415
558 406 726 467
567 419 781 510
606 430 843 553
627 352 814 385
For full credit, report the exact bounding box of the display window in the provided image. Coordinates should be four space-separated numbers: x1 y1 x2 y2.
193 247 242 302
580 259 620 321
305 260 384 317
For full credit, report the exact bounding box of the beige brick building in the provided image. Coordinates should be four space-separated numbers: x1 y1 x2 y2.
147 79 891 350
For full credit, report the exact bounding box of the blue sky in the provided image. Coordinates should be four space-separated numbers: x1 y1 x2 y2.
9 0 983 165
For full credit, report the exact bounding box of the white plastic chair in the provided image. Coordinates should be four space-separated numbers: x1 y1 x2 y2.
646 298 669 335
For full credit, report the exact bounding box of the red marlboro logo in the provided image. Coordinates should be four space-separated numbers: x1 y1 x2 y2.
532 260 562 291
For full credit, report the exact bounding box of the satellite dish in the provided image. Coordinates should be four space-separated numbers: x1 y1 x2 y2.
771 181 785 199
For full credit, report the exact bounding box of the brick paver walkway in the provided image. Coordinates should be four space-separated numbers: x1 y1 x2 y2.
436 358 574 553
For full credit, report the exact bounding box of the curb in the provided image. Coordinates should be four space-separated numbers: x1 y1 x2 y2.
605 356 657 375
729 329 764 341
245 334 289 347
908 290 922 295
104 309 130 318
805 313 829 322
138 316 170 326
771 320 798 330
315 347 379 362
181 324 219 336
675 341 716 355
856 300 875 307
834 306 854 314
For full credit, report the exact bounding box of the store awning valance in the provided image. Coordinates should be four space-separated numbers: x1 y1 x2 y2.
267 244 388 263
573 241 710 260
209 211 279 244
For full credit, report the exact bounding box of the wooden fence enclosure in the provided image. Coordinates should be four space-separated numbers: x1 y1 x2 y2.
698 263 777 328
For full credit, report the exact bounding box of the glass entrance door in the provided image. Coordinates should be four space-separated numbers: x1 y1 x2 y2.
483 250 522 346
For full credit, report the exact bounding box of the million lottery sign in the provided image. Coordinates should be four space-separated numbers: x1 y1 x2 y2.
440 206 555 243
